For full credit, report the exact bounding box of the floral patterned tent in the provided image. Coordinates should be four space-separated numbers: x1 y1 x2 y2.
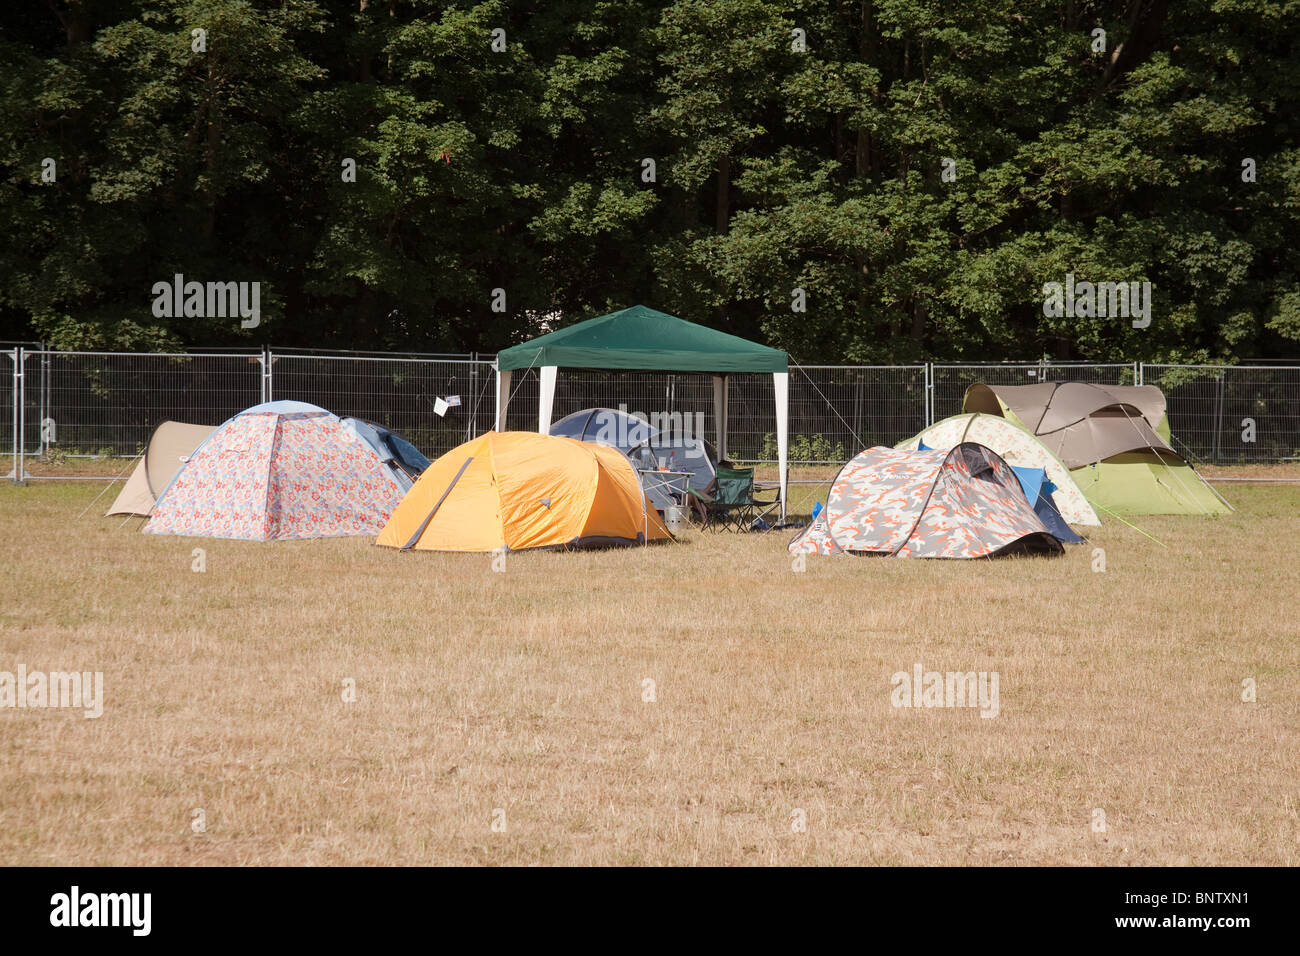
144 401 404 540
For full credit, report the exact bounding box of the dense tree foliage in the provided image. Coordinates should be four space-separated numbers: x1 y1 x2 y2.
1 0 1296 362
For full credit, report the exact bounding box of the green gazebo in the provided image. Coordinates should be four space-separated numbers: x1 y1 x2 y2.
495 305 790 518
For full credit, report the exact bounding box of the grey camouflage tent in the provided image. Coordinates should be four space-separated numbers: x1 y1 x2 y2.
789 444 1065 559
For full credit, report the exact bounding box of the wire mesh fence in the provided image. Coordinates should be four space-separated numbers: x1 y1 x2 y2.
929 362 1138 422
505 365 927 463
1142 365 1300 463
18 350 263 476
2 343 42 476
504 368 719 445
5 349 1299 481
269 353 495 460
784 366 926 462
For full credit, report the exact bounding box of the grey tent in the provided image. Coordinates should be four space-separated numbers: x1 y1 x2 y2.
964 382 1174 468
548 407 717 510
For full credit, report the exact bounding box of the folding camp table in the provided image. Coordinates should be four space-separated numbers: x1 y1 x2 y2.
637 469 692 506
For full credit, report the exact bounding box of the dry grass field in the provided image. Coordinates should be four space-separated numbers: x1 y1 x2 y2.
1 471 1297 866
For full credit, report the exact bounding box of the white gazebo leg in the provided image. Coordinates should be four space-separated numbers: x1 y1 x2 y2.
773 371 789 521
538 365 557 435
494 368 511 432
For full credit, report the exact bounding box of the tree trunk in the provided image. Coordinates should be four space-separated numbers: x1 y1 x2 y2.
359 0 372 82
1100 0 1171 90
48 1 90 45
855 0 877 178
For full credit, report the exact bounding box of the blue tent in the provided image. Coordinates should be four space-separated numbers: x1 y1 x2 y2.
340 418 431 492
1009 466 1084 544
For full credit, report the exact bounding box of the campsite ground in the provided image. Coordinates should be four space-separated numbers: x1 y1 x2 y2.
1 471 1297 866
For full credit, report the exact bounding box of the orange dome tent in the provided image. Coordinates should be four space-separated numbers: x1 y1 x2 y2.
376 431 671 552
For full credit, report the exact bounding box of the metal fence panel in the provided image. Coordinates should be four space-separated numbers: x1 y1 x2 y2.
512 365 926 463
506 368 719 452
1142 365 1300 463
3 349 16 478
268 354 496 461
8 351 1300 481
22 351 262 476
781 366 926 461
929 362 1138 423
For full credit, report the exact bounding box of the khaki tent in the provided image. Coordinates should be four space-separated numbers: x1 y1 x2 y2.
963 382 1229 516
106 421 216 517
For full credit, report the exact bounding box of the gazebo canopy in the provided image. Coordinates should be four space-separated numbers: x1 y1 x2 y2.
496 305 788 373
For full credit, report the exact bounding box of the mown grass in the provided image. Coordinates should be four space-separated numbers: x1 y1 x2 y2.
0 475 1297 865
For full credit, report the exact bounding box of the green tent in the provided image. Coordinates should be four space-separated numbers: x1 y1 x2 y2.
495 306 790 517
963 382 1230 516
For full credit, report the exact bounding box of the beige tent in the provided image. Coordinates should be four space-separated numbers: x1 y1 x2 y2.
963 382 1229 516
106 421 216 517
964 382 1174 468
896 412 1100 526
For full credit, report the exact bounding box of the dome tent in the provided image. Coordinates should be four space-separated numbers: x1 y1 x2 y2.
144 401 405 540
963 382 1229 516
910 433 1083 544
338 417 431 492
106 420 216 517
548 406 718 510
896 412 1099 526
376 431 671 552
789 444 1065 559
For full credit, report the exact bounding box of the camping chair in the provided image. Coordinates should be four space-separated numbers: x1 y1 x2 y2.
689 466 779 532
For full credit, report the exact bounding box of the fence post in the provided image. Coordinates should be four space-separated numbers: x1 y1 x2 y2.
6 349 15 482
261 346 273 403
1212 372 1225 464
37 347 48 456
924 363 932 426
468 353 478 441
1137 362 1144 386
853 370 863 445
14 347 24 484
